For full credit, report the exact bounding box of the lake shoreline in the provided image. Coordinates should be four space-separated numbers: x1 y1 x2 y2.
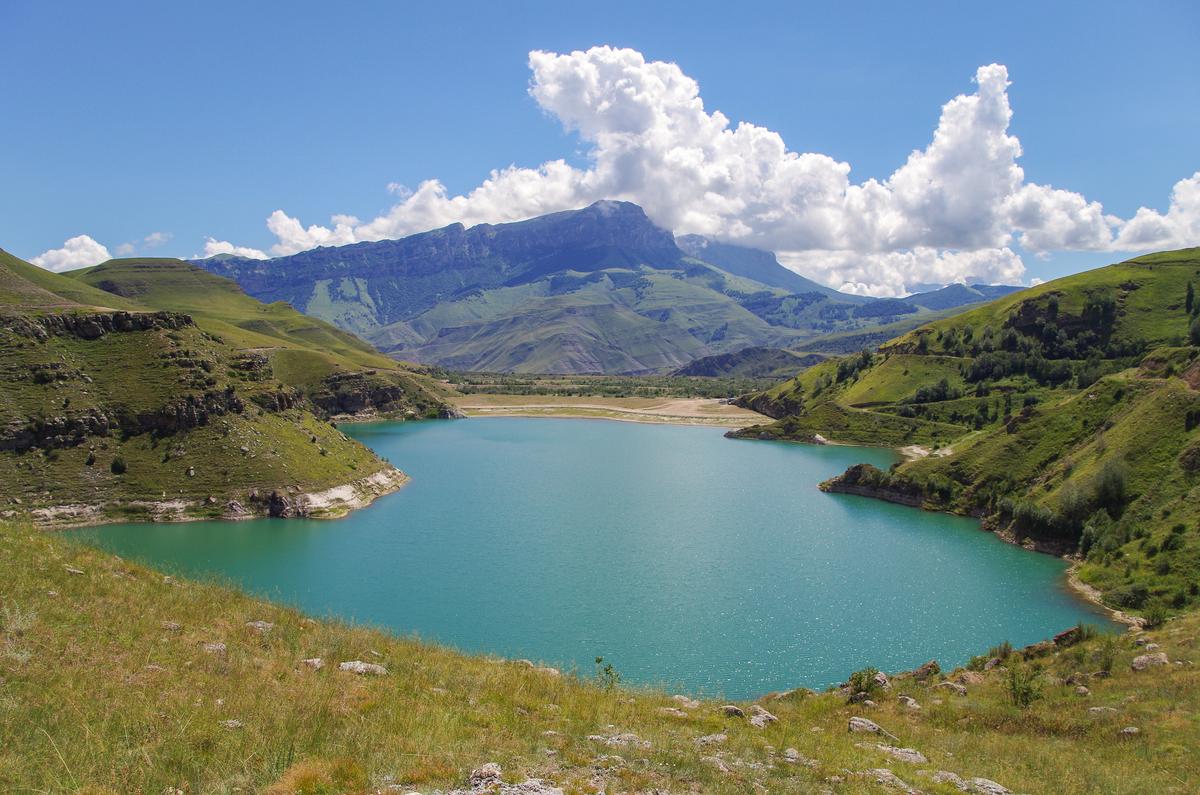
21 465 411 531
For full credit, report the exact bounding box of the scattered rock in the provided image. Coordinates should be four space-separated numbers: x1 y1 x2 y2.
934 681 968 696
535 665 561 677
873 671 892 690
781 747 816 767
1130 652 1169 671
657 707 688 718
701 756 731 774
983 657 1003 671
64 566 84 575
720 704 745 718
867 744 928 764
1144 643 1160 652
245 620 274 635
1119 726 1140 738
202 642 226 655
1075 685 1091 697
301 658 324 670
956 671 984 686
898 695 921 710
929 770 968 790
861 768 917 793
672 694 700 709
748 705 778 727
160 621 182 632
219 719 243 729
470 763 503 789
968 777 1011 795
912 659 941 681
696 732 727 747
338 660 388 676
1088 706 1119 716
587 732 650 750
848 716 884 734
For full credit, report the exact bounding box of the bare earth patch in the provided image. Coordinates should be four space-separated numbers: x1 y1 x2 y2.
453 395 767 428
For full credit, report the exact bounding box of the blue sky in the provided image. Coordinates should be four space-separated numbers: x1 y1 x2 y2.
2 1 1197 292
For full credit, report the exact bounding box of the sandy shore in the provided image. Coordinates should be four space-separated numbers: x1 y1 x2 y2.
452 395 767 428
1065 561 1143 630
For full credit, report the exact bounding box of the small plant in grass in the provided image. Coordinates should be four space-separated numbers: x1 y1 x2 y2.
594 656 620 691
1074 623 1098 643
1094 635 1118 673
1142 602 1169 629
847 666 881 696
110 455 127 475
989 640 1014 660
1004 664 1043 708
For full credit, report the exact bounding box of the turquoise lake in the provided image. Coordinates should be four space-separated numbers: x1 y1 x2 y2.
74 417 1116 698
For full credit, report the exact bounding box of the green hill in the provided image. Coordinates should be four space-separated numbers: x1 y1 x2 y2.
0 250 452 527
71 259 453 417
733 248 1200 615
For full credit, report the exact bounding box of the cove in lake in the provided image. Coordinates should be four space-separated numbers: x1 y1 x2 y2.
74 418 1115 698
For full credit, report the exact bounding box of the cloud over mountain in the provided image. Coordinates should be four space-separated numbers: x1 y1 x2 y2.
31 235 112 272
190 47 1200 294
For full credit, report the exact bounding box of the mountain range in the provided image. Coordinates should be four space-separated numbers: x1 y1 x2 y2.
198 201 1020 374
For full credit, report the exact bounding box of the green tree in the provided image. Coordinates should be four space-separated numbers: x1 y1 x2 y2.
1187 281 1195 314
1191 315 1200 346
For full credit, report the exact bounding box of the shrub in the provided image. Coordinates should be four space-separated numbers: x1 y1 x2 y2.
1108 583 1149 609
1004 664 1042 708
110 456 127 475
847 666 881 695
988 640 1014 660
1093 460 1129 517
1191 315 1200 346
594 656 620 691
1094 635 1118 673
1142 602 1169 628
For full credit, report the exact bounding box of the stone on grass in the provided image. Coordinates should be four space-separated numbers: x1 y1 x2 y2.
1119 726 1140 738
782 747 816 767
871 744 928 764
1131 652 1169 671
898 695 921 710
701 756 731 773
246 620 274 635
202 642 226 655
657 707 688 718
1075 685 1091 696
1088 706 1119 716
913 660 940 680
930 770 968 790
161 621 182 632
301 657 324 670
587 732 650 750
219 719 243 729
672 694 700 709
696 732 726 747
720 704 745 717
64 566 84 575
748 705 778 727
862 768 917 793
968 778 1011 795
934 681 968 696
338 660 388 676
848 716 884 734
470 763 503 789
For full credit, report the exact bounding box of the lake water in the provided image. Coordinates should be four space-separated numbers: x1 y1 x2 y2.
74 417 1115 698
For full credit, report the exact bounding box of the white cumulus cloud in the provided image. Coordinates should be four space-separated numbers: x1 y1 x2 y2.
202 238 269 260
208 47 1200 294
31 235 112 272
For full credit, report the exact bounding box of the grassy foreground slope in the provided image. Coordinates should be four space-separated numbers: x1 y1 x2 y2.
734 248 1200 615
2 519 1197 794
0 250 445 526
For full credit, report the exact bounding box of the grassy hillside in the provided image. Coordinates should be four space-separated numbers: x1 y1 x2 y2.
734 248 1200 615
3 518 1197 794
72 259 452 415
0 251 439 526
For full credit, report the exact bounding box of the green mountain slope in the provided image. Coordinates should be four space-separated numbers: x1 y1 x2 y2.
197 202 1010 374
733 248 1200 615
71 259 453 417
671 346 826 378
0 250 449 527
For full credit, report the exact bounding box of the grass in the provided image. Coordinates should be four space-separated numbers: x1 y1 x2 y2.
1 518 1197 793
